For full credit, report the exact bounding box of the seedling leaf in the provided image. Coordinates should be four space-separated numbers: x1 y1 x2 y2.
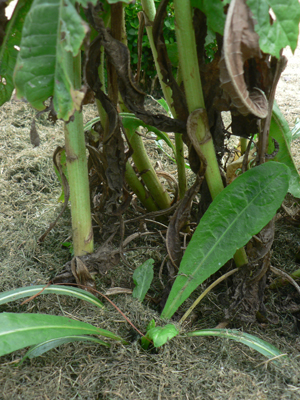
146 324 179 348
132 259 154 302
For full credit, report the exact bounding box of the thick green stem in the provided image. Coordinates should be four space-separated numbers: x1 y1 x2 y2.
141 0 187 198
128 127 171 209
173 0 247 266
64 53 93 256
125 162 159 211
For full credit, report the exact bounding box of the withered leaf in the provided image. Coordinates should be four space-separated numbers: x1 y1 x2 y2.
219 0 269 118
30 118 40 147
71 257 96 293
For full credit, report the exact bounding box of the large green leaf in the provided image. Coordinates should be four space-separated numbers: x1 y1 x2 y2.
268 102 300 198
0 0 33 106
187 329 285 360
19 335 109 365
247 0 300 57
0 285 104 309
0 313 125 357
161 162 290 319
191 0 226 35
13 0 97 120
132 259 154 302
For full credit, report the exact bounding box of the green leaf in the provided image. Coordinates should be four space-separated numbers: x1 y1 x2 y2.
291 118 300 141
19 335 109 365
157 98 170 115
161 162 290 319
84 113 177 156
247 0 300 57
14 0 97 120
0 0 33 106
0 285 104 309
191 0 226 35
146 324 179 348
132 259 154 302
166 42 179 68
141 319 156 350
0 313 125 357
187 329 286 360
268 102 300 198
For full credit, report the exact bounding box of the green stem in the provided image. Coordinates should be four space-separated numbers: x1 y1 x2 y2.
128 127 171 210
173 0 247 266
141 0 187 198
64 53 93 256
125 162 159 211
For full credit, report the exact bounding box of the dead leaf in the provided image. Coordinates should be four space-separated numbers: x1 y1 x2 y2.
219 0 269 118
30 118 40 147
71 257 96 293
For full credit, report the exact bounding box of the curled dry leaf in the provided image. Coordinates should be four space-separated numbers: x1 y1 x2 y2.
71 257 96 294
219 0 269 118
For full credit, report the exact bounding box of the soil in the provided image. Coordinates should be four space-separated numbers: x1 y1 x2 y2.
1 49 300 400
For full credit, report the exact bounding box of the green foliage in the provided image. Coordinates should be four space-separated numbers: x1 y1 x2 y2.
191 0 226 35
0 285 104 309
141 319 156 349
19 335 109 366
132 259 154 302
125 1 176 82
269 102 300 197
247 0 300 57
291 118 300 141
187 329 285 360
0 285 126 359
144 323 179 348
0 312 124 358
162 162 290 319
0 0 33 106
14 0 97 120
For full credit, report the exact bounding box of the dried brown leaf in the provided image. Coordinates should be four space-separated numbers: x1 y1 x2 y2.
219 0 268 118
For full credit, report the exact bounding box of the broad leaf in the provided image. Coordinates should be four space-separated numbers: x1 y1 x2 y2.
146 324 179 348
247 0 300 57
161 162 290 319
0 313 125 357
0 285 104 309
0 0 33 106
268 102 300 197
187 329 285 360
191 0 226 35
132 259 154 302
14 0 97 120
19 335 109 365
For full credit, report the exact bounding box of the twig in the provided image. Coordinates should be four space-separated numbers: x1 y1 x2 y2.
179 268 238 324
270 265 300 296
